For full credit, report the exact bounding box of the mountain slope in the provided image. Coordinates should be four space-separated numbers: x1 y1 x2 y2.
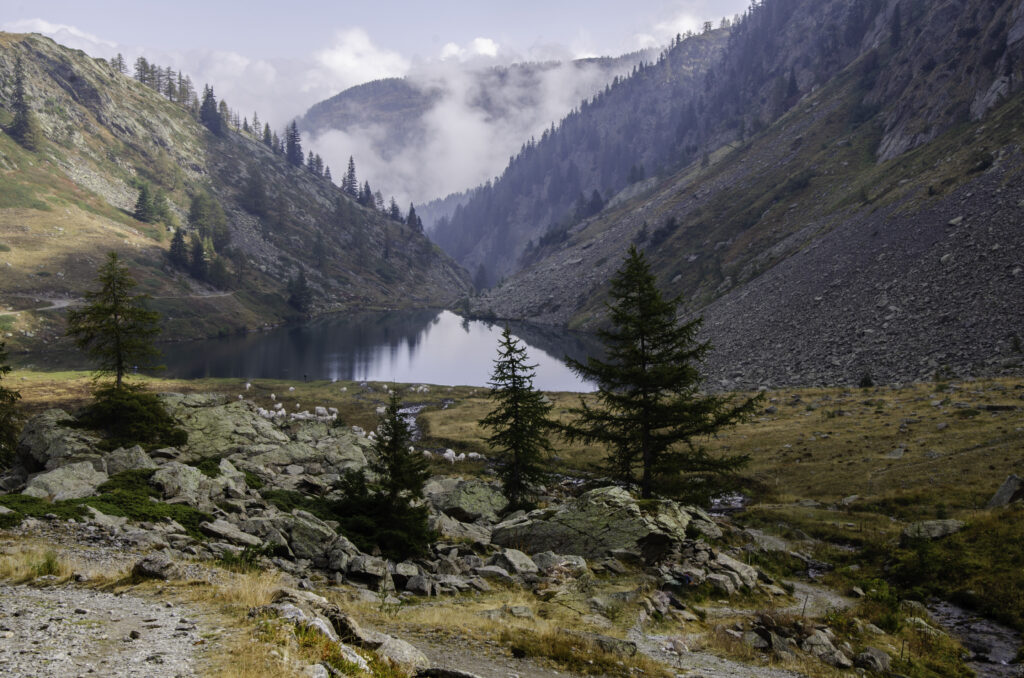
468 0 1024 387
0 33 470 353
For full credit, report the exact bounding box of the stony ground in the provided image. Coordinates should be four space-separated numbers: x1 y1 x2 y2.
0 582 217 677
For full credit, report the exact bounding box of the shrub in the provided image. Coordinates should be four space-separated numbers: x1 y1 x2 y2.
73 386 187 451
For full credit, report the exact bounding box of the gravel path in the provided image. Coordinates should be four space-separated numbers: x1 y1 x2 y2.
0 583 217 677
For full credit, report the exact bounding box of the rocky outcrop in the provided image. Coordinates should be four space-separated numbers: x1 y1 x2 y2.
424 478 507 523
491 486 719 559
23 462 108 501
17 409 103 472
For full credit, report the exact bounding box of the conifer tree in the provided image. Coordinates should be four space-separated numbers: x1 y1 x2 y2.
262 122 272 147
370 392 430 505
0 342 21 468
324 166 332 182
189 235 207 280
199 85 223 136
8 54 43 151
564 245 760 501
406 204 423 232
133 182 158 223
285 121 303 167
168 228 188 268
241 169 269 217
287 268 311 312
481 327 554 508
343 156 358 198
65 252 161 390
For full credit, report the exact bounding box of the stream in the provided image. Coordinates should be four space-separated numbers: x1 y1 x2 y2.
928 600 1022 677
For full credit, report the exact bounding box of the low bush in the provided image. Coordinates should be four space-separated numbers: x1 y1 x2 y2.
73 386 187 451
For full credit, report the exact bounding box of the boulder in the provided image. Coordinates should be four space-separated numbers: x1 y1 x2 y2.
151 462 215 509
986 474 1024 508
200 519 263 547
131 554 184 580
713 552 758 589
23 462 108 501
429 511 492 545
17 409 103 471
855 647 891 673
487 548 539 576
901 519 965 543
85 505 127 529
285 510 341 562
376 635 429 671
425 478 507 523
491 486 714 559
103 445 157 475
531 551 589 575
801 630 852 668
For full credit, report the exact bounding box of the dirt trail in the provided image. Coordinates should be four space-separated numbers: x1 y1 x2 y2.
0 582 218 677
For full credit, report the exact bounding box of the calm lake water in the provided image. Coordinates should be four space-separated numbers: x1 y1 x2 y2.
158 310 599 392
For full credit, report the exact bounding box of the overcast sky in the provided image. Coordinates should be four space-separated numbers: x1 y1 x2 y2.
3 0 749 202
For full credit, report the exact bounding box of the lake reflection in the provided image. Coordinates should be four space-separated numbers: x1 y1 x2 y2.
160 310 598 392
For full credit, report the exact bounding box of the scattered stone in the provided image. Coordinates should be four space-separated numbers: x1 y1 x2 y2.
986 474 1023 508
131 554 185 581
23 462 108 501
901 519 965 543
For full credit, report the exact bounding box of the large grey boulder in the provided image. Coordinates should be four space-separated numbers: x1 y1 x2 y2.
986 474 1023 508
487 548 539 576
103 445 157 475
491 486 718 559
855 647 891 672
425 478 507 523
23 462 108 501
200 518 263 547
17 409 103 471
151 462 215 509
131 554 184 580
901 519 965 543
429 511 492 545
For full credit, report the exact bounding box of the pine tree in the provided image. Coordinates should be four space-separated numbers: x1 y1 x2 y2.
65 252 161 390
388 197 402 222
285 121 303 167
199 85 223 136
564 245 760 501
0 342 21 468
406 203 423 232
262 122 272 147
189 235 207 280
481 327 554 508
324 166 332 182
343 156 358 198
133 182 158 223
188 191 229 249
241 169 269 217
287 268 311 312
168 228 188 268
8 54 43 151
370 392 430 505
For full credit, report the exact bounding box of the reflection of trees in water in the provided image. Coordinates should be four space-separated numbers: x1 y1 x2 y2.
501 320 602 368
161 309 439 381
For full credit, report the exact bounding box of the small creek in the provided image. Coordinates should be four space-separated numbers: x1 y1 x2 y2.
928 600 1022 677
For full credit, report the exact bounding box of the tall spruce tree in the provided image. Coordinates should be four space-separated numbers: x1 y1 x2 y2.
0 342 21 468
285 121 303 167
65 252 161 390
343 156 358 198
370 392 430 505
564 245 760 501
199 85 223 136
481 327 553 508
168 228 188 268
8 54 42 151
133 182 159 223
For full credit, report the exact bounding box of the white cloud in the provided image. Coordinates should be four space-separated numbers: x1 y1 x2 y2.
634 11 703 50
311 28 409 91
439 37 501 62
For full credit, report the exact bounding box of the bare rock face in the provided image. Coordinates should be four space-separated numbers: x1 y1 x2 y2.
22 462 108 501
491 486 719 559
17 409 103 472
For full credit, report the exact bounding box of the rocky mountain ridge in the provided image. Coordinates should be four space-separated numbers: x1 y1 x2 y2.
467 0 1024 387
0 33 471 352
